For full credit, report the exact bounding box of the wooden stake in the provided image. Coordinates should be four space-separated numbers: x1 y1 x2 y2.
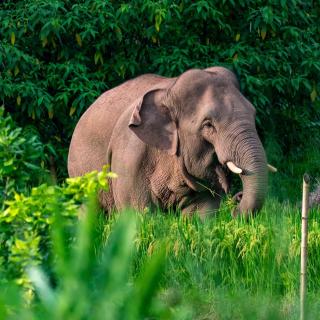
300 174 310 320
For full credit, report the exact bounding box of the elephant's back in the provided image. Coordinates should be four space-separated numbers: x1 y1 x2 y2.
68 74 173 177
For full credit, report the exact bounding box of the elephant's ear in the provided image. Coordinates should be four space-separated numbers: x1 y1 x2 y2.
128 89 178 155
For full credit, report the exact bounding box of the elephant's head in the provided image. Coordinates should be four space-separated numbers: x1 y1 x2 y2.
129 67 270 216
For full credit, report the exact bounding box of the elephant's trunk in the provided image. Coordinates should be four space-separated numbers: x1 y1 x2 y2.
224 127 268 216
236 162 268 216
237 141 268 216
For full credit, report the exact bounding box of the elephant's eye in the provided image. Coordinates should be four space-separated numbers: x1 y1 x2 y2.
202 120 215 129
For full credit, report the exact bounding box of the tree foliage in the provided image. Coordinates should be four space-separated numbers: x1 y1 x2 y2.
0 0 319 178
0 107 46 207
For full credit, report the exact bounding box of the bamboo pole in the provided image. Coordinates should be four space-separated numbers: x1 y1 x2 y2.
300 174 310 320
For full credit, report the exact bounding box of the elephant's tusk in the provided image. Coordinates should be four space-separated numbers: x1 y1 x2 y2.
226 161 243 174
268 164 277 172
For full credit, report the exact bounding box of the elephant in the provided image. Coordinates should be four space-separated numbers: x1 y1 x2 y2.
68 66 275 217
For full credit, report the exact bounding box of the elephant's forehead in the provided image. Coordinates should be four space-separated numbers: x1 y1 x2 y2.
177 85 256 128
180 84 236 116
173 69 233 95
170 70 255 120
172 75 236 107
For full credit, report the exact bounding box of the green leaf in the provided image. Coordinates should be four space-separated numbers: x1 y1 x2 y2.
155 14 162 32
11 32 15 45
23 162 40 170
75 33 82 47
311 88 317 102
69 106 76 116
261 27 267 40
94 51 103 65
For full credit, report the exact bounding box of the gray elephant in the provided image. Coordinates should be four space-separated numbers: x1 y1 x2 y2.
68 67 275 217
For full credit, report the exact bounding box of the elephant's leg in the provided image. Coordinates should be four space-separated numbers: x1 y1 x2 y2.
98 188 115 213
180 192 221 218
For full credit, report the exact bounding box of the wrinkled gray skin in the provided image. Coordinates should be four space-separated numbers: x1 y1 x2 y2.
68 67 268 217
310 184 320 208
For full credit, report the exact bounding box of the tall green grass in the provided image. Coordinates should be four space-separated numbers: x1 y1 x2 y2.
1 194 320 319
127 200 320 319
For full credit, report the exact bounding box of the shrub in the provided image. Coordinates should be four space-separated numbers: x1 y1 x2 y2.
0 107 46 207
0 166 115 293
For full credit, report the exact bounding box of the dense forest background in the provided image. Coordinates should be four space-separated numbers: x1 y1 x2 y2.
1 1 320 318
0 0 319 197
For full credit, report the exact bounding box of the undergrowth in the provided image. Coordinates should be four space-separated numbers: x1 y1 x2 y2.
1 192 320 319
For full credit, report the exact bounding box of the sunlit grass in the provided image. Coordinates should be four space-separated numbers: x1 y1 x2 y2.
1 196 320 319
101 198 320 319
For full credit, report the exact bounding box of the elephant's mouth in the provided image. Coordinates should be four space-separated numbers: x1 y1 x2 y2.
224 162 244 208
180 157 206 192
180 156 230 195
232 191 243 203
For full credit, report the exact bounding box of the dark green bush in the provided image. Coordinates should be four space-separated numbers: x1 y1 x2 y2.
0 107 46 207
0 0 319 180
